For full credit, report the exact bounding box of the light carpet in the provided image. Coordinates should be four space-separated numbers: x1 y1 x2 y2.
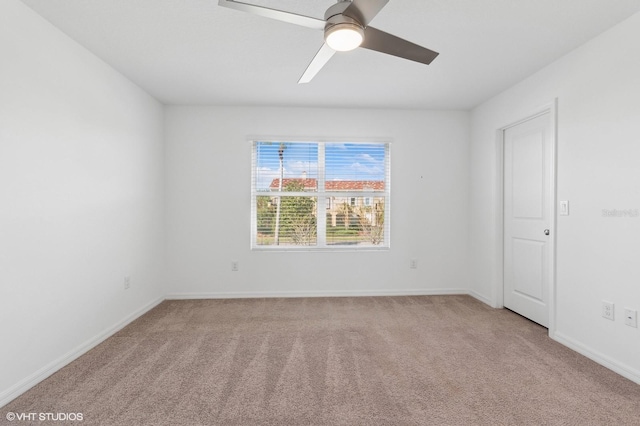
4 295 640 425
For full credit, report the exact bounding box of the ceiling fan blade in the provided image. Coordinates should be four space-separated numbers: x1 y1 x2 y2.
218 0 325 30
343 0 389 26
298 43 336 84
361 26 439 65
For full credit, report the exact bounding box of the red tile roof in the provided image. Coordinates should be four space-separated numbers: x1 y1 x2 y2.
326 180 385 191
270 178 318 190
270 178 384 191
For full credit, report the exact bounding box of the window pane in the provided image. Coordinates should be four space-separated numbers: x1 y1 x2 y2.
326 197 385 246
252 141 389 250
255 142 318 192
325 143 385 192
256 195 317 246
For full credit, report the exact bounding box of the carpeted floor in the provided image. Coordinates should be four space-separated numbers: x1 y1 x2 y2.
3 295 640 425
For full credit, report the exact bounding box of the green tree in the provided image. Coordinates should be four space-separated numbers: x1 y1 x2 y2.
279 181 316 245
337 201 352 229
256 195 275 237
355 199 385 245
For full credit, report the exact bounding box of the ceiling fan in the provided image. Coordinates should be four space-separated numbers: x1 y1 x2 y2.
218 0 439 83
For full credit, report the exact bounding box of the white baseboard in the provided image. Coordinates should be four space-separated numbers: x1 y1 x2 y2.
467 290 493 306
0 297 164 408
166 288 470 300
552 331 640 385
12 292 637 410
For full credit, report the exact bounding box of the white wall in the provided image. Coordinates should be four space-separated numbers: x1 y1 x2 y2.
165 106 469 298
0 0 165 405
469 12 640 382
8 0 637 407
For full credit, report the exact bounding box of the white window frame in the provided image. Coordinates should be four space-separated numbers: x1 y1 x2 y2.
251 139 391 251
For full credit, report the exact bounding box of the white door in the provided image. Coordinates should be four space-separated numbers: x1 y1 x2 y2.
503 112 553 327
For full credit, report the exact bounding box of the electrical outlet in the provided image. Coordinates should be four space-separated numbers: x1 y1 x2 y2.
410 258 417 269
124 276 131 290
231 261 239 272
602 301 614 321
624 308 637 328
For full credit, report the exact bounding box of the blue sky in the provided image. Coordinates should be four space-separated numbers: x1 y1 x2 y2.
255 142 385 190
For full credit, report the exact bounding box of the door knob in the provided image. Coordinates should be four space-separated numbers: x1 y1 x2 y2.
544 229 550 236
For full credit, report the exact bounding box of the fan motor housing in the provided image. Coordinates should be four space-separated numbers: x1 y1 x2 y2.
325 14 363 31
324 1 365 44
324 1 352 21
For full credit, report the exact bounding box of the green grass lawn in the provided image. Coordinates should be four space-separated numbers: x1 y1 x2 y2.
256 229 379 246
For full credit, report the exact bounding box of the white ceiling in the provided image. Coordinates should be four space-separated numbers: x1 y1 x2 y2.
20 0 640 109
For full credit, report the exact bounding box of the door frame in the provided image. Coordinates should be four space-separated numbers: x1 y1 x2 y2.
494 100 558 336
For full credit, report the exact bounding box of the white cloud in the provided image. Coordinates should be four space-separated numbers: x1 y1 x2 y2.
285 160 318 178
357 153 376 163
350 162 383 176
255 166 280 191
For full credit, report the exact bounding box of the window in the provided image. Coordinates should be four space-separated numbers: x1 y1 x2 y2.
251 141 390 250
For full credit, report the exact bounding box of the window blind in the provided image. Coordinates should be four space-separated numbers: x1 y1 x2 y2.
251 141 390 250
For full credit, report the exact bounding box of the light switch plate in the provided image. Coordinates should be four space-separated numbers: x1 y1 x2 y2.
559 200 569 216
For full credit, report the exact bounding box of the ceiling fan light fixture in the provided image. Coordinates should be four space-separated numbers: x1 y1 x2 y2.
325 23 364 51
219 0 440 84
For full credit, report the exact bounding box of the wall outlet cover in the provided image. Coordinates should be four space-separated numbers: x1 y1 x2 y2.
602 301 615 321
624 308 637 327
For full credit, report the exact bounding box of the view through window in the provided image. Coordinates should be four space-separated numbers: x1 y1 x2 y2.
251 141 390 249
